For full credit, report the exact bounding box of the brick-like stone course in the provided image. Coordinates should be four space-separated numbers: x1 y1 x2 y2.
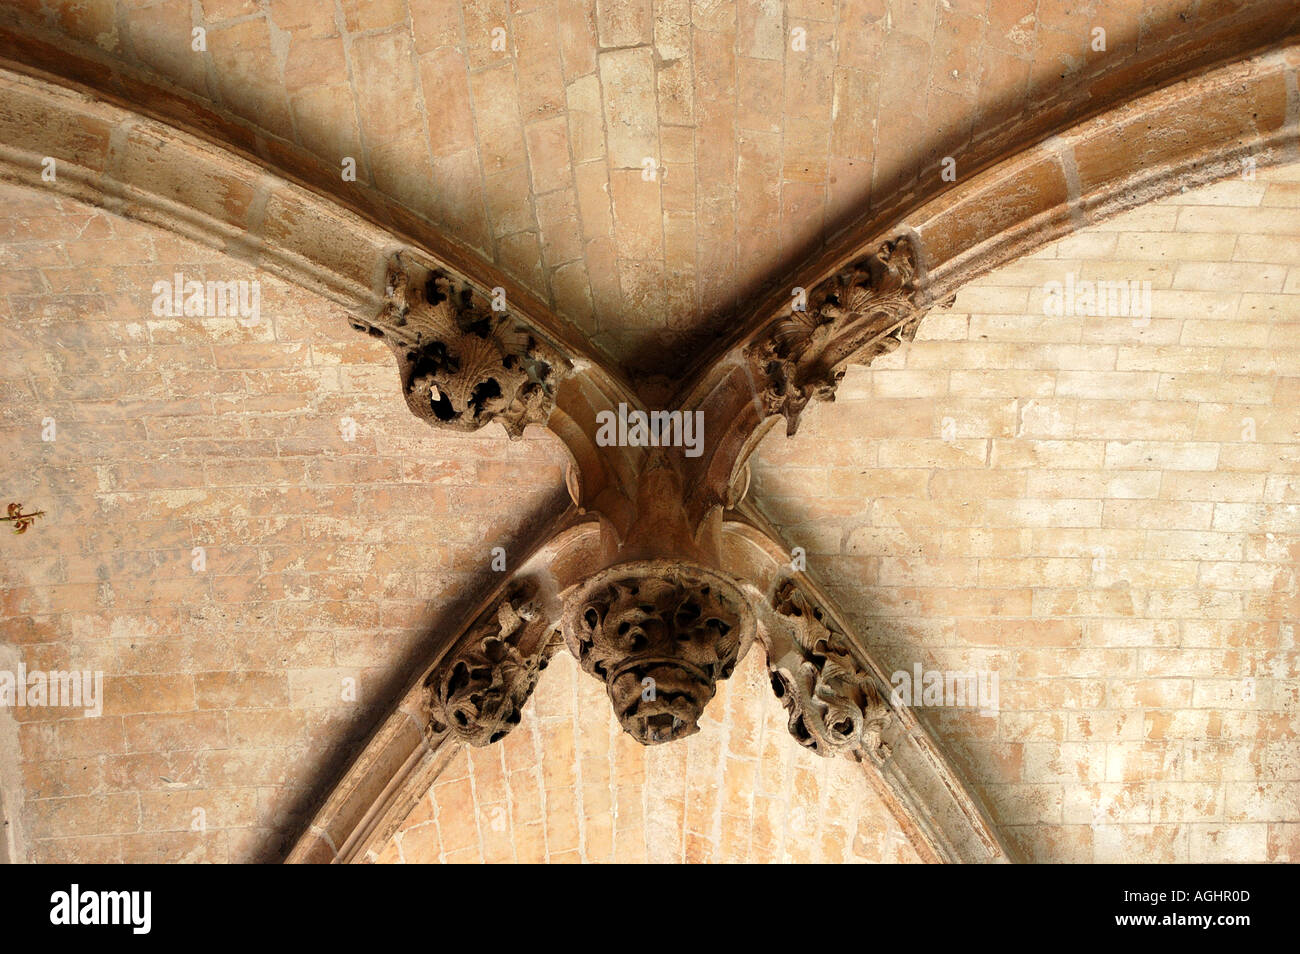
750 166 1300 863
379 649 921 863
0 184 570 862
9 0 1292 370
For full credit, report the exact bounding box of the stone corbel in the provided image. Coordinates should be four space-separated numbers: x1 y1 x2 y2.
422 580 560 747
559 561 755 745
349 257 570 439
765 577 893 762
748 237 927 437
675 236 932 528
349 255 657 545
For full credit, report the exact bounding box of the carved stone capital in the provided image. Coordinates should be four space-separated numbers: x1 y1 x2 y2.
749 238 926 436
767 578 891 761
353 258 567 439
561 562 753 745
423 582 557 746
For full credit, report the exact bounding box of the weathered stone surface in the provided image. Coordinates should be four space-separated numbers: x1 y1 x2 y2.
561 563 750 745
351 258 567 439
748 238 927 436
423 583 557 746
767 579 892 761
5 0 1295 370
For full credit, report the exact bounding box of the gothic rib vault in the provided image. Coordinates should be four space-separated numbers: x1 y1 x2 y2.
288 233 1015 863
0 1 1297 864
367 236 930 759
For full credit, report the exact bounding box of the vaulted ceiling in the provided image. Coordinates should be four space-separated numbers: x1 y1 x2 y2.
0 1 1297 864
3 0 1294 373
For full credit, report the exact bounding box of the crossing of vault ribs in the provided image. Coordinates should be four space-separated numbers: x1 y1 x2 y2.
367 236 929 754
5 4 1297 865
